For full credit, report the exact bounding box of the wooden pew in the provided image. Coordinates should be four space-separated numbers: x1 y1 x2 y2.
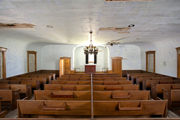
6 77 47 85
34 90 149 101
127 73 155 80
57 77 127 81
93 100 167 117
131 74 164 84
1 118 180 120
0 84 32 99
137 76 172 84
143 79 180 90
136 76 172 89
94 100 167 117
151 84 180 100
34 90 91 100
93 85 139 91
17 100 167 118
93 77 126 81
57 78 91 81
93 91 150 100
44 84 91 91
0 97 8 118
51 81 91 85
0 89 20 110
0 110 7 118
51 80 132 85
0 80 40 90
0 118 178 120
24 72 56 80
17 100 91 118
163 89 180 110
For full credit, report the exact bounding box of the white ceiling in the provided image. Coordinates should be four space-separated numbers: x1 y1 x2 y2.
0 0 180 45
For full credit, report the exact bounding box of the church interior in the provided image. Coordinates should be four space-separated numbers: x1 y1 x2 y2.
1 0 180 119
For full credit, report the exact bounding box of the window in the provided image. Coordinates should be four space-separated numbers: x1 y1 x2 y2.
0 47 7 78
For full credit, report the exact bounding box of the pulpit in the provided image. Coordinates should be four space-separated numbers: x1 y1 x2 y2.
85 65 96 74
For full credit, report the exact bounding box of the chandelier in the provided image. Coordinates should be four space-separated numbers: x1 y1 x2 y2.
84 31 98 55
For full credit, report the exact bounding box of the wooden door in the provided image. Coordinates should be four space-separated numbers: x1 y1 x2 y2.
178 54 180 77
146 51 155 73
112 57 122 75
59 57 71 77
27 51 37 73
177 47 180 78
64 59 70 74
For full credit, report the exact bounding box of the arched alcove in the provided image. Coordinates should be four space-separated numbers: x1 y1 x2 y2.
74 46 109 72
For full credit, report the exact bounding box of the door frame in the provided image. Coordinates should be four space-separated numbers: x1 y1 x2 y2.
176 47 180 78
27 51 37 73
0 47 7 78
146 51 155 73
111 57 122 75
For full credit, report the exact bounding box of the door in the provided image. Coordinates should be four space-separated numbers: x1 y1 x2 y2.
112 57 122 75
59 57 71 77
0 52 2 78
64 59 70 74
27 51 37 73
177 47 180 78
178 54 180 77
146 51 155 73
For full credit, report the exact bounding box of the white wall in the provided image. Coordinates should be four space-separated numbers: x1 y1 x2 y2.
74 46 108 71
108 44 141 70
136 39 180 77
41 45 76 70
0 39 29 77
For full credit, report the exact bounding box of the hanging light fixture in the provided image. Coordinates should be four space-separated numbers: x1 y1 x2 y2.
84 31 98 55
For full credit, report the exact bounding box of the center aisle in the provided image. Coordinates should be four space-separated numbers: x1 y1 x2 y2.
91 73 93 118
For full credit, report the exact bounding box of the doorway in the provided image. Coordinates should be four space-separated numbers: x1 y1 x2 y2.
59 57 71 77
111 57 122 75
27 51 37 73
146 51 155 73
176 47 180 78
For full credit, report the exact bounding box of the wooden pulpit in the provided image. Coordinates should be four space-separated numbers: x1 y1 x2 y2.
85 65 96 74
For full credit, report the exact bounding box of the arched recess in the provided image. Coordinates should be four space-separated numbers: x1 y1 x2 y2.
73 46 109 72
